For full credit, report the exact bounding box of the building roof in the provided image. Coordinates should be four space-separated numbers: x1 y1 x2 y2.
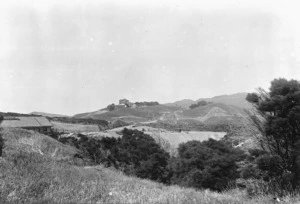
0 116 52 128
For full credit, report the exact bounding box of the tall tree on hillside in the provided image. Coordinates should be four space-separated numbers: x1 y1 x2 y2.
107 103 115 111
246 78 300 188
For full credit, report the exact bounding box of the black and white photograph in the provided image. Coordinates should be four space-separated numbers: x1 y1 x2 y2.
0 0 300 203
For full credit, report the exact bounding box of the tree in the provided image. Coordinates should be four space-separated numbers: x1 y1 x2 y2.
169 139 245 191
135 101 159 107
107 103 115 111
59 128 171 183
189 100 209 109
118 128 170 182
246 78 300 188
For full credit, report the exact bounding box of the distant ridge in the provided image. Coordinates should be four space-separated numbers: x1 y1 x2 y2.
164 99 196 109
165 92 251 109
31 112 70 118
201 92 251 109
72 93 252 128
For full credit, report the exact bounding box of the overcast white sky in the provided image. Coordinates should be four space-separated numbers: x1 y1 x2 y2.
0 0 300 115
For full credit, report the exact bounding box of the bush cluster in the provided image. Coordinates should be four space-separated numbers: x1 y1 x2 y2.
135 101 159 107
189 100 211 109
169 139 245 191
59 129 246 191
59 128 170 183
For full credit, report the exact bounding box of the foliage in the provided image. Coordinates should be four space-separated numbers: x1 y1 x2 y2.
246 78 300 189
59 128 170 183
111 119 130 128
135 101 159 107
189 100 211 109
238 149 267 181
4 125 300 202
107 103 115 111
169 139 245 191
47 129 62 140
3 147 300 204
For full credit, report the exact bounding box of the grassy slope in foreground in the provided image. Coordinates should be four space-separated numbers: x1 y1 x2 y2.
1 128 300 204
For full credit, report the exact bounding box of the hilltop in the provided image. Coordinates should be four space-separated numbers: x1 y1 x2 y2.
202 92 252 109
73 104 180 123
164 99 196 109
73 93 251 124
70 94 257 147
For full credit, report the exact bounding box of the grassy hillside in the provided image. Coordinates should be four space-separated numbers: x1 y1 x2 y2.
74 105 181 122
179 103 246 119
203 93 252 109
166 93 252 109
71 101 257 149
0 128 80 164
1 127 299 203
72 109 109 118
52 121 100 133
165 99 196 109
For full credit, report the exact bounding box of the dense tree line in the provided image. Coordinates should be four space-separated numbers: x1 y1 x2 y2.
246 78 300 190
59 128 170 183
135 101 159 107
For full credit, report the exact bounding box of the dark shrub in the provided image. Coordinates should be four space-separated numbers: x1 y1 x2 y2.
59 128 171 183
170 139 245 191
240 164 261 179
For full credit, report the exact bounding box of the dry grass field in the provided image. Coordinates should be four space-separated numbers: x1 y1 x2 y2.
108 125 226 147
52 121 100 133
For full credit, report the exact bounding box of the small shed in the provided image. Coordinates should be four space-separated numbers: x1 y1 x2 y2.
0 116 52 134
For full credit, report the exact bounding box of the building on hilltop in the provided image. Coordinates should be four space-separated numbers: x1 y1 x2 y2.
118 98 136 108
119 99 130 105
0 116 52 134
